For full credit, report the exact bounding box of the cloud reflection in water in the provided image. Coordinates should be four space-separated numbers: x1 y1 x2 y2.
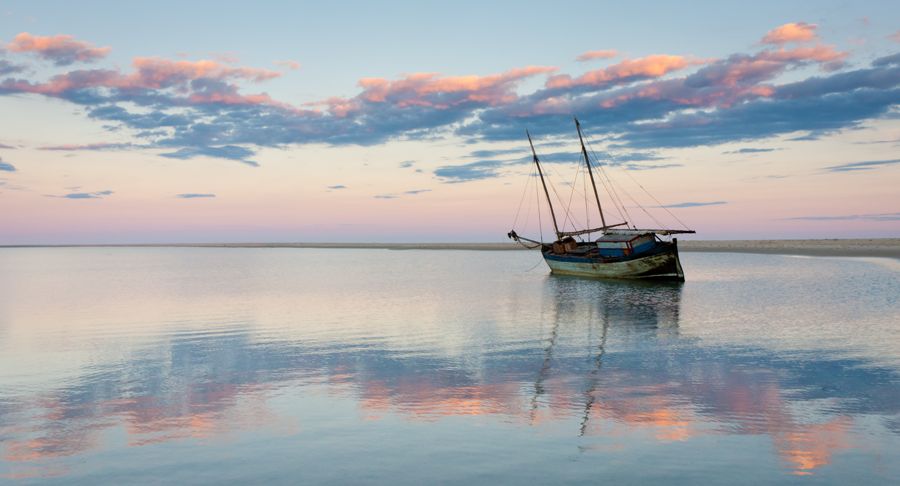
0 249 897 481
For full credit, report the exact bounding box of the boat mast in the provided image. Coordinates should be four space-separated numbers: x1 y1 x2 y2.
575 117 607 229
527 130 561 239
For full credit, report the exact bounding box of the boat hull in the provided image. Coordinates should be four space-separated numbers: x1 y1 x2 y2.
542 240 685 281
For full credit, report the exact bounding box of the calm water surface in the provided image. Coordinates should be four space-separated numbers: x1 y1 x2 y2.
1 248 898 484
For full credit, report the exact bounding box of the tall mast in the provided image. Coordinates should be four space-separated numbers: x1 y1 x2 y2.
527 130 560 238
575 117 607 228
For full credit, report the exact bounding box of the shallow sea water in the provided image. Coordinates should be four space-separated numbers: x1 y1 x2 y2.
0 248 898 484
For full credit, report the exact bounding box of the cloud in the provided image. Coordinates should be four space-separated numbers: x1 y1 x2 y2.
0 143 16 149
576 50 618 62
372 188 432 198
620 162 683 170
436 147 669 183
159 145 259 167
0 60 26 76
684 46 847 90
327 184 347 190
0 56 281 105
761 22 818 45
129 56 281 86
617 69 895 149
274 60 301 70
465 148 523 159
305 66 558 138
605 151 665 162
175 193 215 198
434 159 508 182
823 158 900 172
0 157 16 172
0 27 896 161
659 201 727 208
399 160 415 168
787 212 900 221
39 142 135 151
724 147 778 154
891 31 900 43
462 43 857 145
7 32 110 65
872 52 900 67
49 189 114 199
546 55 695 90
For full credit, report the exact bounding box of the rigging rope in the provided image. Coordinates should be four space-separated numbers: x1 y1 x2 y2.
561 159 583 235
535 165 544 243
511 162 534 230
588 144 632 226
588 142 666 230
583 160 590 239
618 167 692 231
602 159 640 228
523 256 546 272
546 162 585 232
520 166 534 235
608 173 667 229
513 127 691 241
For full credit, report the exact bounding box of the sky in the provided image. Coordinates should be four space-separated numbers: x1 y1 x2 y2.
0 0 898 244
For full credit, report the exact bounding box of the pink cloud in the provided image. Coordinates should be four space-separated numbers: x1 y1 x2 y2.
0 21 891 159
546 55 696 89
275 60 301 70
889 30 900 43
0 69 120 96
125 57 281 88
1 57 278 91
576 50 618 62
7 32 110 65
682 44 848 92
212 52 240 64
187 90 282 107
760 45 846 64
317 65 556 116
530 42 848 117
761 22 818 45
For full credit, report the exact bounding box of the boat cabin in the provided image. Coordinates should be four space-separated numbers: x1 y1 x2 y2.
595 232 656 257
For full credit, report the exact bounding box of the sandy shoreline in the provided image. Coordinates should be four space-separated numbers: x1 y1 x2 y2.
2 239 898 258
678 239 900 259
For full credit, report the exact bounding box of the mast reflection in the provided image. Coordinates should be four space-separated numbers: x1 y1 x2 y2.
2 277 898 478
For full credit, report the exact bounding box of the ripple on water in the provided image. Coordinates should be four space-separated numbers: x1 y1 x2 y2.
0 248 898 483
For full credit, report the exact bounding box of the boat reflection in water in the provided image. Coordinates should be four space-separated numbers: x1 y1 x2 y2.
538 277 857 476
1 251 898 482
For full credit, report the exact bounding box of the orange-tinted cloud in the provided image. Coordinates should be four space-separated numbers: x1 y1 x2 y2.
587 43 848 114
187 90 282 107
0 56 284 109
760 45 847 64
7 32 110 65
762 22 818 45
127 57 281 88
546 55 695 89
317 65 556 116
0 25 892 159
576 50 618 62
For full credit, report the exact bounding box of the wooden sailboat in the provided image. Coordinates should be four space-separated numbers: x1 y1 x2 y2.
507 118 695 281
